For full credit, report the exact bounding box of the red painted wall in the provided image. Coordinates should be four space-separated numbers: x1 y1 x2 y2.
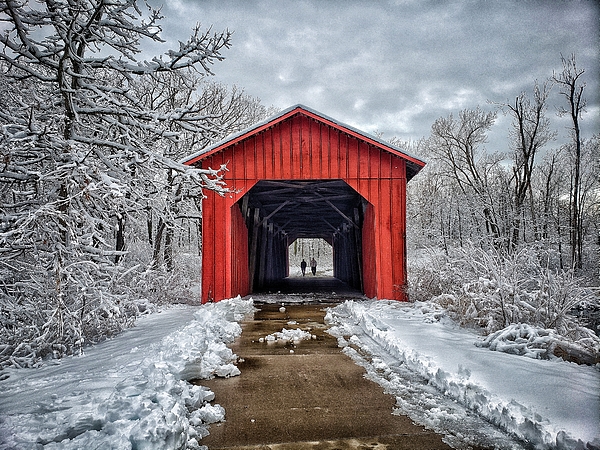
231 203 250 298
192 110 416 303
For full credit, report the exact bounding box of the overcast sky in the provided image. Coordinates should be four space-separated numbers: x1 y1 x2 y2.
151 0 599 154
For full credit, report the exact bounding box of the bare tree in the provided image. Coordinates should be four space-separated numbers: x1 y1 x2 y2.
552 54 587 269
428 107 503 246
498 81 555 249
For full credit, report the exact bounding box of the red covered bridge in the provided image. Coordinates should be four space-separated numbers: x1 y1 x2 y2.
182 105 425 303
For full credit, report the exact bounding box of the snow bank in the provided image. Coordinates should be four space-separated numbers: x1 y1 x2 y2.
0 296 254 450
326 300 600 450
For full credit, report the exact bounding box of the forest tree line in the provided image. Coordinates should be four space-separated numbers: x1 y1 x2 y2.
406 54 598 274
403 55 599 362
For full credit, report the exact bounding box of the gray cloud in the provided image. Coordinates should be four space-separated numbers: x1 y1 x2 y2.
153 0 599 152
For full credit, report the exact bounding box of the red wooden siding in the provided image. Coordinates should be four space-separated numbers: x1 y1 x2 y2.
231 203 250 298
186 106 424 303
361 202 377 298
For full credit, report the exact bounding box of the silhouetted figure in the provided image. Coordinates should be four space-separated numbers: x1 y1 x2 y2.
300 259 307 276
310 257 317 276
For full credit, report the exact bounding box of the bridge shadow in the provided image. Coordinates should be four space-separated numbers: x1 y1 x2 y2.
252 276 366 303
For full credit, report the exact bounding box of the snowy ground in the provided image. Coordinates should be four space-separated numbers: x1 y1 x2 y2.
1 296 598 450
0 298 254 450
326 300 600 450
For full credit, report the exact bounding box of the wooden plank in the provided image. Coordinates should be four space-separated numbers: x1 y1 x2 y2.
401 176 408 301
390 179 406 300
291 115 302 178
227 197 240 298
253 133 264 180
349 175 367 206
275 124 284 179
310 120 320 179
329 127 340 178
369 178 382 297
248 208 260 291
230 203 239 296
380 150 392 179
201 191 215 303
239 203 250 296
339 133 348 179
378 177 393 299
249 138 258 180
282 119 292 179
322 124 331 178
230 141 244 180
299 114 310 179
356 140 367 179
257 221 269 288
391 155 405 179
240 141 248 181
348 137 359 180
285 239 289 277
368 145 381 180
264 127 275 179
361 202 377 298
214 151 229 301
267 223 274 281
227 146 245 198
358 142 370 188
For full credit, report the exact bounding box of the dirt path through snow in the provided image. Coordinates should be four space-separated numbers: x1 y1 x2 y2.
198 302 457 450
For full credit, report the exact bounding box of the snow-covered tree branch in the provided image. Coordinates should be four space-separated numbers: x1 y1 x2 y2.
0 0 262 369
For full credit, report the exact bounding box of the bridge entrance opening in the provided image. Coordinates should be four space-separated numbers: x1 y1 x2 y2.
289 238 333 277
236 179 369 295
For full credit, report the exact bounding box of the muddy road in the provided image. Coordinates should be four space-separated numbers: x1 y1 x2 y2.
198 302 454 450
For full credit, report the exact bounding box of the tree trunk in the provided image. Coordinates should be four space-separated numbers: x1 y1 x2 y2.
571 144 582 269
152 218 166 269
115 214 125 264
147 207 153 246
164 225 174 272
553 54 586 270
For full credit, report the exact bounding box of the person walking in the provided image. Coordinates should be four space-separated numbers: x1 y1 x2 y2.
310 257 317 276
300 259 307 276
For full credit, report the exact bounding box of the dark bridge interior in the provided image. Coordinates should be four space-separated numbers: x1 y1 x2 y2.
236 180 367 293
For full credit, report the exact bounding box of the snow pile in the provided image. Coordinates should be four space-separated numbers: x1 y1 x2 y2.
261 328 314 343
478 323 600 365
478 323 561 358
326 300 600 450
0 296 254 450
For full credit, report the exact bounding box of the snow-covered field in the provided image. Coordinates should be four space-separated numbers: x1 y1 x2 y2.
1 296 598 450
0 298 254 450
326 300 600 450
